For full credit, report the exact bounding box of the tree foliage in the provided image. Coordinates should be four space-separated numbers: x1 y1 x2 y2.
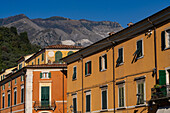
0 26 41 71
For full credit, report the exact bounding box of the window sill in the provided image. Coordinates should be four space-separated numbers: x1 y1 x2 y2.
164 47 170 50
135 104 146 108
72 78 77 81
136 55 144 60
100 69 107 72
117 62 124 67
100 109 108 112
117 107 126 110
85 74 91 77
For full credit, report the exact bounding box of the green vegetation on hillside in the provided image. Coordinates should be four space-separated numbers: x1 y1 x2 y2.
0 26 41 71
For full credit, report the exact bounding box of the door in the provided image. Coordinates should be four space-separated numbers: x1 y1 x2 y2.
41 86 49 106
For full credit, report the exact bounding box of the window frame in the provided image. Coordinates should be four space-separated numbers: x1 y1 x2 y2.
118 83 125 108
117 47 124 66
72 94 77 113
85 60 92 76
136 39 144 59
99 54 107 71
101 88 108 110
41 72 51 79
136 79 146 106
165 29 170 49
85 91 91 112
72 66 77 80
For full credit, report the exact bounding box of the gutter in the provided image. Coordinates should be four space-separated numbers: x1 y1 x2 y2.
80 55 84 113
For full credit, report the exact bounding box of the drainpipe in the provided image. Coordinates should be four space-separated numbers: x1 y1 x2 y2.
80 55 84 113
24 71 26 113
9 77 12 113
148 18 158 84
63 67 65 113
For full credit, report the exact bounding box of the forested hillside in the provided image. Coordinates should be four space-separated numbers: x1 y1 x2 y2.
0 27 41 71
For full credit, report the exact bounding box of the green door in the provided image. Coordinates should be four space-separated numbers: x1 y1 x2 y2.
41 86 49 106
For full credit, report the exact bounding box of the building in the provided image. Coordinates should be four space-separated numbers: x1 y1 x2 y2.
0 45 82 113
63 7 170 113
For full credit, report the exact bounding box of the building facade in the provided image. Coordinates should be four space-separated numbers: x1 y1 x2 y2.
63 7 170 113
0 45 82 113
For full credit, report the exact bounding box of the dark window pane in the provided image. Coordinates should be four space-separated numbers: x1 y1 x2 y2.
73 98 77 113
102 90 107 109
86 95 90 112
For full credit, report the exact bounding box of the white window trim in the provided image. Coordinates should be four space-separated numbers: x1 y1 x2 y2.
85 91 91 113
118 83 126 108
136 39 144 59
165 29 170 49
118 47 124 65
101 88 108 110
100 54 107 71
136 79 146 106
85 60 92 76
41 72 50 79
73 66 77 80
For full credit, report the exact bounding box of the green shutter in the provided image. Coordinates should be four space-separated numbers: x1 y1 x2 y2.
104 54 107 69
85 63 87 75
102 90 107 109
38 59 40 65
55 51 62 63
48 72 51 78
161 31 166 51
159 70 166 85
89 61 92 74
73 98 77 112
73 67 76 80
68 51 74 56
42 53 44 61
40 73 42 78
99 57 102 71
8 93 10 107
86 95 90 112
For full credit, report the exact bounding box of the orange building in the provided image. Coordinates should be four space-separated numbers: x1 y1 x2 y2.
0 45 82 113
63 7 170 113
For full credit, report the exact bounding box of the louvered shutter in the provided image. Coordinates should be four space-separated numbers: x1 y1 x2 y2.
85 63 87 75
161 31 166 51
48 72 51 78
99 57 102 71
104 54 107 69
89 61 92 74
40 73 42 78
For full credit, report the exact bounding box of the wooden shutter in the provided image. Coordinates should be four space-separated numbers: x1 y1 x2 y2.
99 57 102 71
122 87 124 106
40 73 42 78
55 51 62 63
89 61 92 74
159 70 166 85
161 31 166 51
8 93 10 107
102 90 107 109
48 72 51 78
86 95 90 112
85 63 87 75
104 54 107 69
73 98 77 112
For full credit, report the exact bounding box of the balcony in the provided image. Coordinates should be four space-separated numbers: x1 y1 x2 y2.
34 100 56 111
151 85 170 100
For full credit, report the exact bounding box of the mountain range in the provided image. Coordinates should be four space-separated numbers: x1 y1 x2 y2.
0 14 123 47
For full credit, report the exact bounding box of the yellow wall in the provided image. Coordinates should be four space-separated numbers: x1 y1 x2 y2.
66 22 170 113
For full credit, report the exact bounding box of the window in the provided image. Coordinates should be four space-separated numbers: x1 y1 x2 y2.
8 91 10 107
8 82 10 87
15 78 17 84
118 84 125 107
99 54 107 71
40 72 51 79
55 51 62 63
41 86 50 106
3 74 5 79
1 76 2 80
85 61 92 76
136 80 145 105
116 48 123 66
19 64 22 70
42 53 44 61
32 62 34 65
21 75 24 81
73 66 77 80
133 40 143 60
21 85 24 103
14 88 17 105
73 94 77 113
2 93 5 108
2 85 5 90
38 58 40 65
102 89 107 110
86 91 91 112
161 29 170 50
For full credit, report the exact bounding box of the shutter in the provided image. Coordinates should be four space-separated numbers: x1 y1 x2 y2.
102 90 107 109
73 98 77 112
104 54 107 69
85 63 87 75
68 51 74 56
55 51 62 63
89 61 92 74
122 87 124 106
159 70 166 85
48 72 51 78
119 88 121 107
99 57 102 71
40 73 42 78
161 31 166 51
86 95 90 112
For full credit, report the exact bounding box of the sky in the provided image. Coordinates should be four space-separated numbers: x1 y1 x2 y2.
0 0 169 28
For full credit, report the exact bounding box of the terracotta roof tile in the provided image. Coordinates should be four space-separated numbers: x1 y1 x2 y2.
45 44 83 49
26 64 67 68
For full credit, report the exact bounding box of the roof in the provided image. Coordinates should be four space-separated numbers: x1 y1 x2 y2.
26 64 67 68
45 44 83 49
62 6 170 64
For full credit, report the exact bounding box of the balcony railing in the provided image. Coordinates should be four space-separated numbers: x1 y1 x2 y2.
151 85 170 100
34 100 56 111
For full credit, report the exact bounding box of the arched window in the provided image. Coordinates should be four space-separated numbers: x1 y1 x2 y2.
67 51 74 56
55 51 62 63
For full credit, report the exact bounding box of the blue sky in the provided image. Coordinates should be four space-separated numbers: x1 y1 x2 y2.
0 0 169 28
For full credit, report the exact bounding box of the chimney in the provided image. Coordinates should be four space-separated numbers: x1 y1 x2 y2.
108 32 115 36
127 22 134 27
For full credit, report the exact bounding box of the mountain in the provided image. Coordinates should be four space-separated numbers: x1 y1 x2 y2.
0 14 123 47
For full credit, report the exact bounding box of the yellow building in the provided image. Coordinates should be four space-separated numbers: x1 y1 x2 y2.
0 67 17 81
63 7 170 113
